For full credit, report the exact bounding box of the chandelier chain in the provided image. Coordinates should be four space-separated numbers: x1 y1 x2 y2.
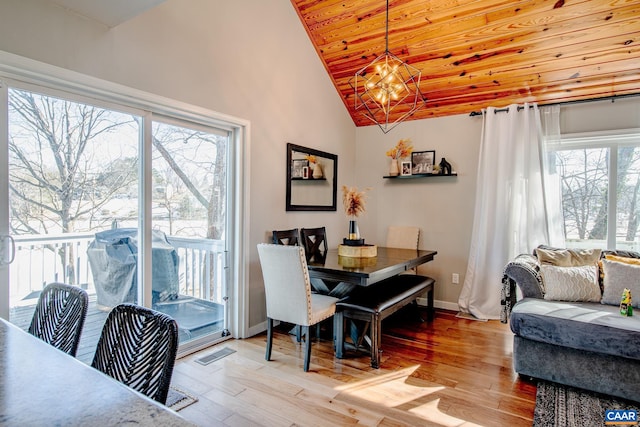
385 0 389 53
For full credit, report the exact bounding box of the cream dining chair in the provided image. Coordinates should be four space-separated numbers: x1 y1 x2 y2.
256 243 339 372
386 225 420 274
386 225 420 250
386 225 435 319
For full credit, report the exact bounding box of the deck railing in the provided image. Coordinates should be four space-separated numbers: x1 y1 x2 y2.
9 232 226 307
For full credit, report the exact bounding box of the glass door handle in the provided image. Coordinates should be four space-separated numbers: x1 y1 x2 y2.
0 235 15 265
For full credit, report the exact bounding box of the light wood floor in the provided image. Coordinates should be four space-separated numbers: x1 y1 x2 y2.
171 309 537 426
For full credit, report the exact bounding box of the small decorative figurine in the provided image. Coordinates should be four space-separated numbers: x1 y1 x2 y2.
620 288 633 316
439 157 452 175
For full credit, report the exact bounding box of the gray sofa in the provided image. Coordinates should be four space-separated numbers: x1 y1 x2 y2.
502 246 640 402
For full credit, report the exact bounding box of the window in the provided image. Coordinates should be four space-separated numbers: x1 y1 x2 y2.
546 130 640 251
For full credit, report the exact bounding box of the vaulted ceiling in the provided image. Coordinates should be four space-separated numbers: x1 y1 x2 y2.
291 0 640 126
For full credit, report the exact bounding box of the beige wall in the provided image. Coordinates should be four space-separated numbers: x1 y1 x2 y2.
560 97 640 134
0 0 638 332
353 116 483 309
0 0 356 334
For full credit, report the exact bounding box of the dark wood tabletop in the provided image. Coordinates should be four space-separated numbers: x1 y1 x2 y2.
0 318 193 426
307 247 437 287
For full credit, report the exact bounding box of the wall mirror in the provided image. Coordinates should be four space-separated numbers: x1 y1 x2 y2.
286 143 338 211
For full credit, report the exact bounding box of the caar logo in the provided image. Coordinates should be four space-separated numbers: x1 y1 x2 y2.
605 409 638 425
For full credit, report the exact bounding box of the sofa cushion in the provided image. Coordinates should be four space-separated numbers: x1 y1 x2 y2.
535 247 601 267
510 298 640 361
601 259 640 308
541 265 601 303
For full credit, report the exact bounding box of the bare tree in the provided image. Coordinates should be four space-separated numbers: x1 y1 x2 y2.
557 145 640 245
618 147 640 241
152 125 227 299
8 88 227 292
152 126 226 240
8 89 137 282
557 148 608 240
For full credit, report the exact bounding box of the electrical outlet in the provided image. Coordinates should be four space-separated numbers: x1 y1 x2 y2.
452 273 460 284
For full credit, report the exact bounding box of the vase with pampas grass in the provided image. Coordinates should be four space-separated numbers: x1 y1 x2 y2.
342 185 370 246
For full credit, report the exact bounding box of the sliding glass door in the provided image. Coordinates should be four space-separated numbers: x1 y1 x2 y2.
6 86 141 335
151 119 230 350
1 81 232 357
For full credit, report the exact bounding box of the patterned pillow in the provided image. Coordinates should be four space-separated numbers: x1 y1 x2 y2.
601 259 640 308
541 265 601 302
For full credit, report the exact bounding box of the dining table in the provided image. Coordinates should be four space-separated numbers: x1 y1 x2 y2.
0 317 193 426
307 246 437 297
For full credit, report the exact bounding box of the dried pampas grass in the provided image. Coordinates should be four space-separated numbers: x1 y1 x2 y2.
342 185 370 217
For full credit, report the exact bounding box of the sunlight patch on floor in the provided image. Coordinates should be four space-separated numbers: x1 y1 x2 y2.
336 366 445 407
409 399 482 426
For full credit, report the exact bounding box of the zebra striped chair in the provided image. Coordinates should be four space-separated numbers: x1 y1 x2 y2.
91 304 178 404
28 282 89 357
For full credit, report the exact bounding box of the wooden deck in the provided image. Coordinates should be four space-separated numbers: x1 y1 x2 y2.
10 293 224 365
10 295 108 364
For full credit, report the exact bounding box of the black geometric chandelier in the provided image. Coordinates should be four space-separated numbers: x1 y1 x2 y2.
350 0 426 133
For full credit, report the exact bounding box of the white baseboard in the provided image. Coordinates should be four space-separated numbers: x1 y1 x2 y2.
416 297 458 312
247 319 286 338
246 300 458 338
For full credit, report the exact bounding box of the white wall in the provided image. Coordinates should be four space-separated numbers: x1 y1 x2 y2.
354 116 483 309
0 0 356 333
350 96 640 311
560 97 640 133
1 0 638 328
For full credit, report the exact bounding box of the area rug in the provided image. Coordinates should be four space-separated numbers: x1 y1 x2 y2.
167 387 198 412
533 380 639 427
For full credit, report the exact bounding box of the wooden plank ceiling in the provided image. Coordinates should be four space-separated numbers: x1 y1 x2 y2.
291 0 640 126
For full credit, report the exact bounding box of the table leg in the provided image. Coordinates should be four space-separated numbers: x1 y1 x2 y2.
328 282 356 298
334 312 345 358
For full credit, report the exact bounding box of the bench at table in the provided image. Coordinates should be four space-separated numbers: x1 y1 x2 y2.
334 274 435 368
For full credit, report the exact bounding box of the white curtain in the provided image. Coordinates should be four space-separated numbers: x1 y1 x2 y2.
458 103 563 319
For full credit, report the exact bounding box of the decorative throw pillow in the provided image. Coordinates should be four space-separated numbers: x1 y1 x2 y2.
536 248 602 267
601 259 640 308
540 265 601 302
605 254 640 266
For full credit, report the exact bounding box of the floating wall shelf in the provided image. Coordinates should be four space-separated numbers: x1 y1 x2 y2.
383 173 458 179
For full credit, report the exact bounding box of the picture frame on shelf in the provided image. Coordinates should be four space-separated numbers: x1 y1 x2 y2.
401 161 412 176
411 150 436 174
302 166 309 179
292 159 308 178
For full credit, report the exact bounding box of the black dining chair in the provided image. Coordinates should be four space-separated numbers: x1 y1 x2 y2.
272 228 300 246
91 304 178 404
300 227 328 263
28 282 89 357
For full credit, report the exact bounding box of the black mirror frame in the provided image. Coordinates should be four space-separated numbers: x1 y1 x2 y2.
286 143 338 211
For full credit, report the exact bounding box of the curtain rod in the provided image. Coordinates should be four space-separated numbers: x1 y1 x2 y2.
468 93 640 117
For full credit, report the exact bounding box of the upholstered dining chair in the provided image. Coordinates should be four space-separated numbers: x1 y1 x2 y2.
91 304 178 404
272 228 300 246
28 282 89 357
300 226 328 263
384 225 432 320
256 243 339 372
386 225 420 274
386 225 420 250
272 227 312 341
